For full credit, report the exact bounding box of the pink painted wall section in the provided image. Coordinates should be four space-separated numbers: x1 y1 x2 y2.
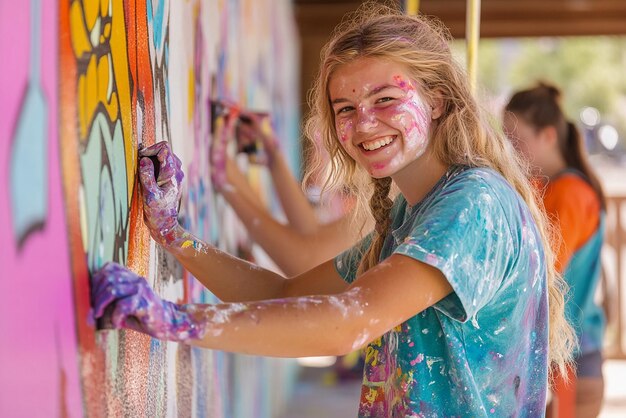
0 0 83 417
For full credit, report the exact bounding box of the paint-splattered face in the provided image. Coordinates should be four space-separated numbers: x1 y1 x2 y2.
329 57 433 178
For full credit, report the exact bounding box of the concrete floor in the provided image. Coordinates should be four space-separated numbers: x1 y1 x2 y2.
279 366 361 418
279 360 626 418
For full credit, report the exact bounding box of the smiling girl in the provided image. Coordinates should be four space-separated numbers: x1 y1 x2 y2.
92 4 575 416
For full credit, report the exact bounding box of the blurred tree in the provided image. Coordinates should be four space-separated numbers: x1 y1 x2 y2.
453 36 626 149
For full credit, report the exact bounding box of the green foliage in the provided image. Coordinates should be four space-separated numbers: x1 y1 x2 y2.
453 36 626 145
504 37 626 118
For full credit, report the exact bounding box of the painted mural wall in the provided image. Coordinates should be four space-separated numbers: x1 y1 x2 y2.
0 0 300 417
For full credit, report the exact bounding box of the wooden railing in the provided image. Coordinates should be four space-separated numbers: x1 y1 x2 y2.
603 195 626 359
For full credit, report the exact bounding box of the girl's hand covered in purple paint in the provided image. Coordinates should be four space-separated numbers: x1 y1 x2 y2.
91 262 206 342
139 142 184 246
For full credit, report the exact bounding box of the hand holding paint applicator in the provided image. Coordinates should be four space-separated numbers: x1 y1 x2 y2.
137 142 186 247
137 143 163 183
138 141 183 187
235 110 278 167
91 262 206 341
209 100 276 164
209 100 239 190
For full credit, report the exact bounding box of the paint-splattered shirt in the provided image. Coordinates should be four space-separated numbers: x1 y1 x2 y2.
335 166 549 417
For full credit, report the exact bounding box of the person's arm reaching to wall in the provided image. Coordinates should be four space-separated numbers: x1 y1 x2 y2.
92 141 452 358
92 250 452 357
214 112 368 276
137 141 346 298
236 112 320 235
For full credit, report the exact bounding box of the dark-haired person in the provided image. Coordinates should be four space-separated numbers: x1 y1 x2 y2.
504 82 606 418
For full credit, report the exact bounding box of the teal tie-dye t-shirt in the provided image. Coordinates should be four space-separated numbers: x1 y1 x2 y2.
335 166 549 418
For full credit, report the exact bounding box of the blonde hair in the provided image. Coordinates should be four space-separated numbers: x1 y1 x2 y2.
303 2 575 378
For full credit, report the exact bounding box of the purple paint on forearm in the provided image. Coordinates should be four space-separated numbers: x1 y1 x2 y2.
93 263 374 353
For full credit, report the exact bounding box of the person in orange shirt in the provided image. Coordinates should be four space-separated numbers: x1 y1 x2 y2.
504 82 606 418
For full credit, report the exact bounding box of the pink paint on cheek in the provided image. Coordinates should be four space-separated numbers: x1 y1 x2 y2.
382 100 428 140
388 78 430 138
401 94 430 139
404 115 427 138
337 119 353 142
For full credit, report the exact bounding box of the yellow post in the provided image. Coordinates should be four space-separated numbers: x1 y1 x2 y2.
466 0 481 93
405 0 420 16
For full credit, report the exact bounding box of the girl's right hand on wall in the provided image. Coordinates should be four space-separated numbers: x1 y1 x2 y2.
91 261 206 342
138 141 185 246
